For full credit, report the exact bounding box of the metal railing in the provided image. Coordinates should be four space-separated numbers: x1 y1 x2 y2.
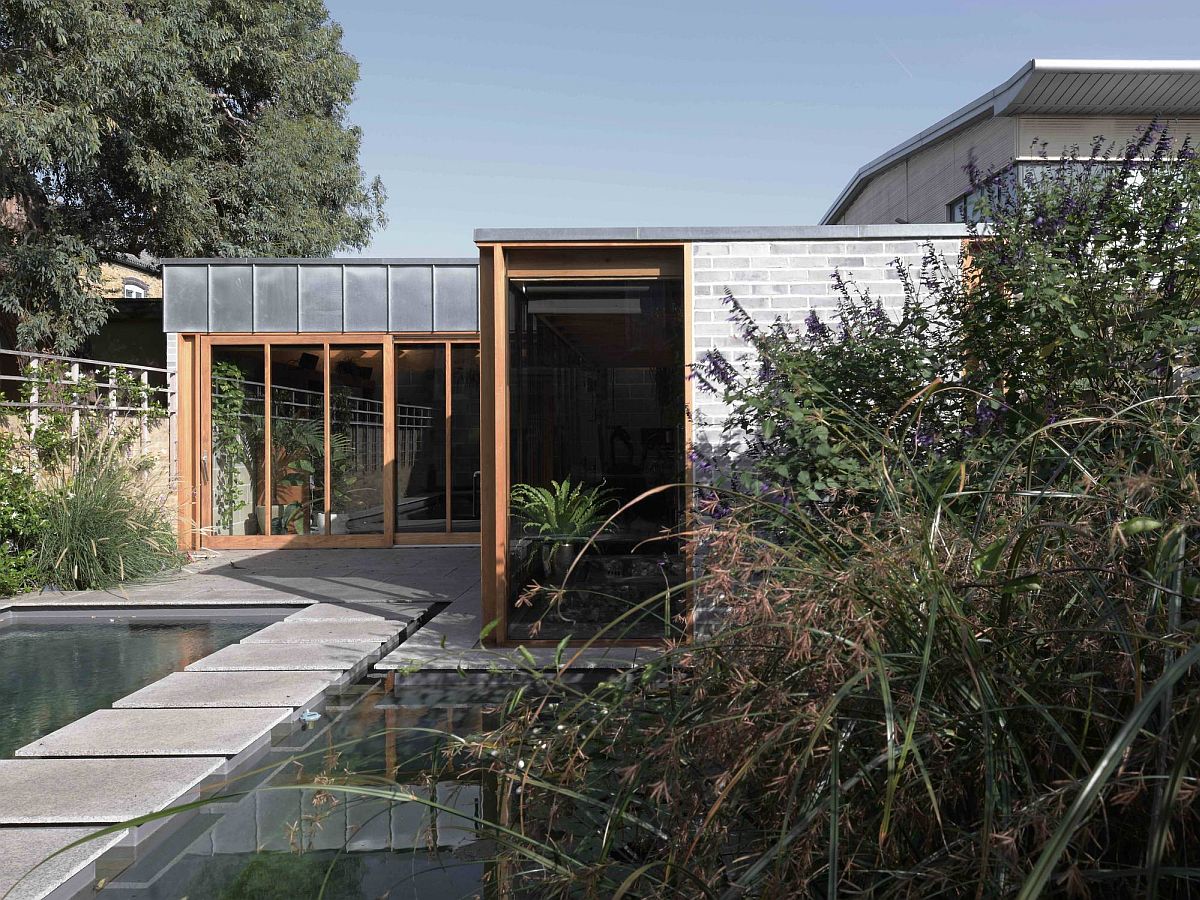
0 348 173 449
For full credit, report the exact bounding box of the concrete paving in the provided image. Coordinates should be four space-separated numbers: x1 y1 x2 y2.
283 602 393 622
240 619 405 645
0 757 223 825
15 708 292 758
186 641 379 673
114 670 345 709
0 827 128 900
3 547 480 619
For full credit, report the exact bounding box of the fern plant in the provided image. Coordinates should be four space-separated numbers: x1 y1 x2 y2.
510 478 614 544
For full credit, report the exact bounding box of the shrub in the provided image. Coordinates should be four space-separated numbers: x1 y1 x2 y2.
35 430 181 590
0 432 43 595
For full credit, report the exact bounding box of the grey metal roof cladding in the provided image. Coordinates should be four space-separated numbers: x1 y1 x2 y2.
162 259 479 333
473 224 970 241
820 59 1200 225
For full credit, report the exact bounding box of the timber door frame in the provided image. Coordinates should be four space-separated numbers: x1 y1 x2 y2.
476 242 693 647
188 333 480 549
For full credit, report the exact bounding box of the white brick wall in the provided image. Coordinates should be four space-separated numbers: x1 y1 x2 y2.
691 237 963 444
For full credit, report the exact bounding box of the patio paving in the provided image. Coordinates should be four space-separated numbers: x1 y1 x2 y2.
0 827 128 900
15 708 292 759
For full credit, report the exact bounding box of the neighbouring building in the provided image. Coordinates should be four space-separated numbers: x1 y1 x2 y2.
84 253 165 371
821 59 1200 226
162 225 967 646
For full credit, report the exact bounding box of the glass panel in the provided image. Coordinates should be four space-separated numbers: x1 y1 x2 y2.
269 346 325 535
394 344 446 533
209 346 267 536
329 346 385 534
451 344 481 532
507 279 686 641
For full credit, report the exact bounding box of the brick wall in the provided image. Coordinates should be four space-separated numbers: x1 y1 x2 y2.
691 236 963 446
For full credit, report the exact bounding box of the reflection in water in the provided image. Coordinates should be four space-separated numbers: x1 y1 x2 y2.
100 686 500 899
0 621 261 758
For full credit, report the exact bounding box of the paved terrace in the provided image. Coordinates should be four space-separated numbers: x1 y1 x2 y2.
0 546 659 897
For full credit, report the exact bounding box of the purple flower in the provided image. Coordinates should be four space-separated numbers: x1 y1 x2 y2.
804 311 831 340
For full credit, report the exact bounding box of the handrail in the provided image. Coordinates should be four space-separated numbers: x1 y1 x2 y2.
0 347 169 375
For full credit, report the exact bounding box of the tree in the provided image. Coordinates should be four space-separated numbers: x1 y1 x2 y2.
0 0 386 352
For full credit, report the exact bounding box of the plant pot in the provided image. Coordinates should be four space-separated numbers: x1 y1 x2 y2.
315 512 348 535
542 542 581 583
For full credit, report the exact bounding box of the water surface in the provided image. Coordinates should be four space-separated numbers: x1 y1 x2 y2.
0 619 261 757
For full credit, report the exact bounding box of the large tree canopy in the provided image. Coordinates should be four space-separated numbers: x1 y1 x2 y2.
0 0 386 351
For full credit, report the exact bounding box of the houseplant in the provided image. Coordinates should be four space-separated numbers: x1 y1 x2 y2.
510 478 614 583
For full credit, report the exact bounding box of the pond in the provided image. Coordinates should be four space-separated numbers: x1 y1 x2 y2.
98 683 501 900
0 613 276 757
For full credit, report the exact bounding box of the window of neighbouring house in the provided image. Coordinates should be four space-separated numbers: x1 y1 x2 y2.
123 278 149 299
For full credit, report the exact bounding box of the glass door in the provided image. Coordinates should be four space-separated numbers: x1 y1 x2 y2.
200 337 479 548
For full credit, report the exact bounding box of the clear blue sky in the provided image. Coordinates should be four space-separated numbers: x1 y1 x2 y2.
325 0 1200 257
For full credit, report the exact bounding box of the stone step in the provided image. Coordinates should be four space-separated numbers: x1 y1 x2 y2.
15 708 293 759
240 619 405 645
113 670 346 709
0 757 224 825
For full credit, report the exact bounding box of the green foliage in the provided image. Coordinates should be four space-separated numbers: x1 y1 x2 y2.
19 358 166 465
210 360 253 531
35 429 181 590
0 0 386 352
0 432 44 595
511 478 615 543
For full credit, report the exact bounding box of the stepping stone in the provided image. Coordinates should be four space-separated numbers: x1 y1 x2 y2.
241 620 404 645
16 708 292 758
0 757 223 824
284 603 397 623
375 643 642 672
0 827 127 900
114 670 344 709
186 641 376 672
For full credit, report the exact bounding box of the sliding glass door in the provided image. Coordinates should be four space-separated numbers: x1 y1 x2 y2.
201 337 479 547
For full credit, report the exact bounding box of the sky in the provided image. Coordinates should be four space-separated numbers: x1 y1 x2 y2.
324 0 1200 258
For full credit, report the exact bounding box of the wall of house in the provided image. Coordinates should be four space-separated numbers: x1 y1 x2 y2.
1016 116 1200 156
837 117 1017 225
690 232 965 449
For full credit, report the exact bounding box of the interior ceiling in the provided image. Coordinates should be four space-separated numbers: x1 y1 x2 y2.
538 313 676 368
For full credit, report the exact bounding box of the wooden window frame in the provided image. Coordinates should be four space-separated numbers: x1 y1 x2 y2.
183 332 480 549
476 242 694 647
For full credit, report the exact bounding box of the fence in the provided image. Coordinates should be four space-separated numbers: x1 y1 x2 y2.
0 348 173 454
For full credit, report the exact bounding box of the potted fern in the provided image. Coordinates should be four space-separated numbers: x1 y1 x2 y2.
510 478 615 583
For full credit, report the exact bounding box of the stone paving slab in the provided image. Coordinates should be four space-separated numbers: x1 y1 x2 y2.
240 620 404 645
114 670 345 709
0 757 223 824
284 602 429 623
16 708 292 758
186 641 377 672
376 643 646 672
0 827 128 900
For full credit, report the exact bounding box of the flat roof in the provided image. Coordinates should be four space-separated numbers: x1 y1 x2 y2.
160 257 478 266
474 224 969 242
821 59 1200 224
